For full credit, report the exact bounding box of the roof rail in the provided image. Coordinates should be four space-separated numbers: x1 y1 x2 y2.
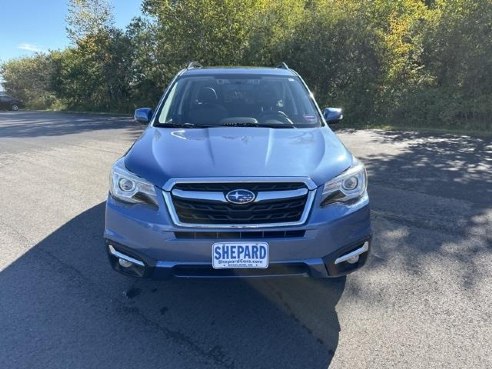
187 61 203 69
276 62 289 70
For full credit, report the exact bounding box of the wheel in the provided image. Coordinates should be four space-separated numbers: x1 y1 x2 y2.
10 104 19 111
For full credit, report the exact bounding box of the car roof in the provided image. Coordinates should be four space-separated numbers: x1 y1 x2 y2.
181 67 296 77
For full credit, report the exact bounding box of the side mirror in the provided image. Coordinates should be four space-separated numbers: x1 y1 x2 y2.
323 107 343 124
134 108 153 124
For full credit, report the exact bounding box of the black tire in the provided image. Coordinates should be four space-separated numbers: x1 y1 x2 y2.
10 104 19 111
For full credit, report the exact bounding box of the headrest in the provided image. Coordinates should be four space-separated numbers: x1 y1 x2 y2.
257 86 278 106
198 87 218 104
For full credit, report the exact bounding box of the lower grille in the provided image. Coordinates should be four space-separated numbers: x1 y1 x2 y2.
172 264 309 278
174 230 306 239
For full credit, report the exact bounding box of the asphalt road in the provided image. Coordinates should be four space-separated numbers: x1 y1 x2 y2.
0 111 490 369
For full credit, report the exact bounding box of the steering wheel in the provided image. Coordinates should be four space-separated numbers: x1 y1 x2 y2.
258 110 295 125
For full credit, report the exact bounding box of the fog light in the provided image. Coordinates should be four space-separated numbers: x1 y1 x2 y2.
346 255 360 264
118 258 133 268
334 242 369 265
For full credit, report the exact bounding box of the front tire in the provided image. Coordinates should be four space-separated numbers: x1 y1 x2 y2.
10 104 19 111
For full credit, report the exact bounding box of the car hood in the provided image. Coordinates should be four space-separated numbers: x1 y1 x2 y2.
124 126 353 189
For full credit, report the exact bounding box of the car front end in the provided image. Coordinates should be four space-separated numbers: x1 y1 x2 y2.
104 66 371 279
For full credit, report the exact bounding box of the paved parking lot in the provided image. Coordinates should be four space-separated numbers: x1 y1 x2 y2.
0 111 491 368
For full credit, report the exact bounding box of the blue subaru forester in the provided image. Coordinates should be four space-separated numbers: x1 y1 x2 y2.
104 63 371 279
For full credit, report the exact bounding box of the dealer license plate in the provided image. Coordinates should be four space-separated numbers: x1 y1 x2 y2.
212 242 269 269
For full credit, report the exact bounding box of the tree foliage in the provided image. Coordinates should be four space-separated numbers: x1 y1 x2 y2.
1 0 490 131
66 0 114 42
0 54 58 109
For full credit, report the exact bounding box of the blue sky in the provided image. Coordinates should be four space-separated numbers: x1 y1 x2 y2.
0 0 143 63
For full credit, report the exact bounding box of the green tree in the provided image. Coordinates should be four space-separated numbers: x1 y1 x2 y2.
54 29 133 111
392 0 492 130
61 0 133 111
276 1 385 122
66 0 114 42
1 54 58 109
1 0 490 131
125 17 166 108
142 0 305 68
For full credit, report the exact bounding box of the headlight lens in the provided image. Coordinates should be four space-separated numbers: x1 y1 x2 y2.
110 159 157 205
321 159 367 206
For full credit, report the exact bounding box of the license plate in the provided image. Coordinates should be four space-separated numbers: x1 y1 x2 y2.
212 242 269 269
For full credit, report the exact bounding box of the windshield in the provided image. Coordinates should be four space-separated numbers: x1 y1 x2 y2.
156 74 322 128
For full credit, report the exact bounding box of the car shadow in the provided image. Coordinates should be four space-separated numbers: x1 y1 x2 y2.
0 202 345 369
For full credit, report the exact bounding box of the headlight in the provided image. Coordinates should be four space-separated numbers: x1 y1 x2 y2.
321 158 367 206
109 159 158 205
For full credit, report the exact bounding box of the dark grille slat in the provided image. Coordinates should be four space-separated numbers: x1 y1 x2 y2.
173 199 306 224
173 199 306 212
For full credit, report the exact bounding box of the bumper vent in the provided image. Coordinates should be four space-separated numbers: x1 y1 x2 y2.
172 264 309 278
174 230 306 239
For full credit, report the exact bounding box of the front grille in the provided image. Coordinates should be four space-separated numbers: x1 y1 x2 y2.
167 181 313 226
172 197 307 224
174 230 306 239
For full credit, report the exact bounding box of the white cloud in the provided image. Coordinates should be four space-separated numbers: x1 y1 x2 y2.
17 43 46 53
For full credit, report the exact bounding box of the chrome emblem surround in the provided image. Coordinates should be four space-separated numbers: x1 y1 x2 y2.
225 189 256 204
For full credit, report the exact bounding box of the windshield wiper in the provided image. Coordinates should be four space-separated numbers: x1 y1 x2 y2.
256 123 295 128
155 121 209 128
156 121 295 129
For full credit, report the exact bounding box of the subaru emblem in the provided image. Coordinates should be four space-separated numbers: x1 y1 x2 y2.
226 189 256 204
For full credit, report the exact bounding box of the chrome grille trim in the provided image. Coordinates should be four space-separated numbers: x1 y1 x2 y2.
162 177 318 191
172 189 228 202
254 188 308 202
162 178 316 229
171 188 308 203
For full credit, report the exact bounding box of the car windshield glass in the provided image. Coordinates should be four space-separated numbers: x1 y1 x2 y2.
156 74 322 128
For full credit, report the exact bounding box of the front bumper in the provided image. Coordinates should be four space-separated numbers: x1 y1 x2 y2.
107 238 370 279
104 191 372 279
